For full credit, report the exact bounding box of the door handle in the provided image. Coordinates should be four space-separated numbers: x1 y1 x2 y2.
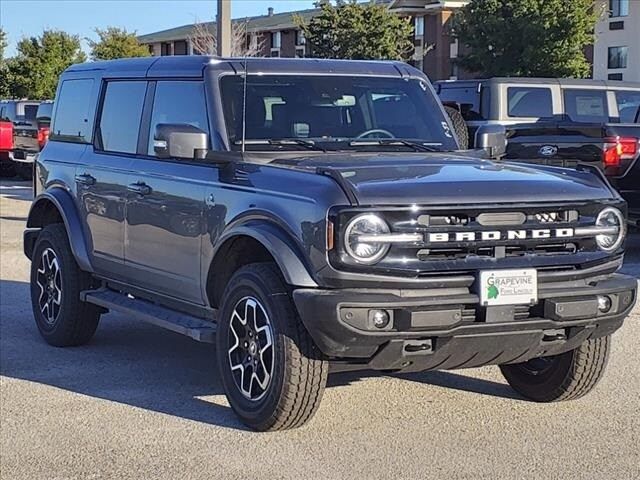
75 173 96 186
127 182 152 196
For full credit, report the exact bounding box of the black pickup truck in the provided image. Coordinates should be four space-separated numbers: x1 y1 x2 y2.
436 78 640 222
24 57 637 431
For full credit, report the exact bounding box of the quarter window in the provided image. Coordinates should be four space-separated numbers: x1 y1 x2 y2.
608 46 628 69
507 87 553 118
51 79 94 143
147 81 209 156
615 90 640 123
563 89 609 123
97 81 147 154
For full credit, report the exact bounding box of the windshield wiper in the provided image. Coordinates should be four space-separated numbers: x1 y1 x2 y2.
349 139 442 152
235 139 327 152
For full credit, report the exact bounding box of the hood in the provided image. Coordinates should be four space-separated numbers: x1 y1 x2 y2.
275 153 616 206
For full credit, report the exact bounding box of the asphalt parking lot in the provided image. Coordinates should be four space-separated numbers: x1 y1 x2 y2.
1 178 639 480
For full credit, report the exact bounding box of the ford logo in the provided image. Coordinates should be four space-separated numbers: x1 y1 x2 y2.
539 145 558 157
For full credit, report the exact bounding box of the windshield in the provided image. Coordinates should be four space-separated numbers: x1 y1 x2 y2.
220 75 458 152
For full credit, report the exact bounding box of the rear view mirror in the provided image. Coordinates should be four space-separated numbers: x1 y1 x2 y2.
475 124 507 159
154 123 208 159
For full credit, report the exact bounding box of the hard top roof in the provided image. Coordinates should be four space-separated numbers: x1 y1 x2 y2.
64 56 415 79
435 77 640 89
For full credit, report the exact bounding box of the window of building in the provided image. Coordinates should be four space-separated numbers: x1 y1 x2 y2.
563 89 609 123
296 30 306 46
295 46 305 58
615 90 640 123
160 42 172 56
96 81 147 154
608 46 628 69
507 87 553 118
414 16 424 38
271 31 281 49
174 40 188 55
51 79 95 143
610 0 629 17
608 73 624 81
147 81 209 156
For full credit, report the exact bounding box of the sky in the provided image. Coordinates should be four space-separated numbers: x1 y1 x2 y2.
0 0 319 56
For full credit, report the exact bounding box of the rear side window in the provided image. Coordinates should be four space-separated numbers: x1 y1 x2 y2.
147 81 209 156
97 81 147 154
563 89 609 123
51 79 94 143
507 87 553 118
615 90 640 123
437 84 485 120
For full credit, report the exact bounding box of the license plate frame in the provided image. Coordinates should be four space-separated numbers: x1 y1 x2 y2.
479 268 538 307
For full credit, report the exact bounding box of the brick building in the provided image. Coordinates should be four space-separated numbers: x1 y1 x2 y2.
137 0 471 81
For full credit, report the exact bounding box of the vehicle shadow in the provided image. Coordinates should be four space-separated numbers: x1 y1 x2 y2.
1 279 522 431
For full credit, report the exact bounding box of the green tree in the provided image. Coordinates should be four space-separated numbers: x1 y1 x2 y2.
8 30 86 99
452 0 598 78
0 28 11 98
295 0 414 61
87 27 150 61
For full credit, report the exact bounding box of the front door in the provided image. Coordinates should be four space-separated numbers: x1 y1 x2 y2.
124 80 211 304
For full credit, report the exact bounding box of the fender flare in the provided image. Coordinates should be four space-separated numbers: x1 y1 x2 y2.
212 221 319 288
26 188 93 273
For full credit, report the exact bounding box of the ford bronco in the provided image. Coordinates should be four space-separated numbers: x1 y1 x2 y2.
25 57 637 431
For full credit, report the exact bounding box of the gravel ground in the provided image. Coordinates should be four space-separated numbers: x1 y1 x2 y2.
1 179 639 480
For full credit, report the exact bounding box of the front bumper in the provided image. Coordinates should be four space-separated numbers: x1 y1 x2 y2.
293 273 637 372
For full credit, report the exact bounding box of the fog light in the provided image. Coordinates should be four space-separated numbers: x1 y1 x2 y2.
371 310 390 329
597 295 612 313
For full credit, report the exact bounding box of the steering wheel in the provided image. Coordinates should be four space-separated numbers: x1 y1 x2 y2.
355 128 395 139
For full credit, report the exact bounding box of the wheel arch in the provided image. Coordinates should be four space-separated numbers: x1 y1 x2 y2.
24 188 93 273
206 222 318 308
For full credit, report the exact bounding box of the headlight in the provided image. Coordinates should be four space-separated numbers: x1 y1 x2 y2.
344 214 390 264
595 207 625 252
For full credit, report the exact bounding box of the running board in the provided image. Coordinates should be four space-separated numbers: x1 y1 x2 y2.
81 288 217 343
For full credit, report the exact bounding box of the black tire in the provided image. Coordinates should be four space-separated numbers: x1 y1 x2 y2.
500 336 610 402
216 263 328 431
444 106 469 150
0 153 16 178
30 224 100 346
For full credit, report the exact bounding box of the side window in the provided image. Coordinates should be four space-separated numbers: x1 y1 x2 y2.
507 87 553 118
563 89 609 123
51 79 94 143
615 90 640 123
97 81 147 154
148 81 209 156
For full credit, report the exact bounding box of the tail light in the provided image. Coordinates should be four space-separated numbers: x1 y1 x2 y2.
603 136 638 168
37 126 50 149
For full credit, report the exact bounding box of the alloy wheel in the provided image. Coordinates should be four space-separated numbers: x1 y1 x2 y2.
227 296 275 401
36 247 62 325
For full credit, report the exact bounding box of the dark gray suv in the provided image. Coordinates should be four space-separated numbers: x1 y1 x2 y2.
24 57 637 431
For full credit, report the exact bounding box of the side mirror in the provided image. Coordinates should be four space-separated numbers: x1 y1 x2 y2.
475 124 507 159
153 123 208 159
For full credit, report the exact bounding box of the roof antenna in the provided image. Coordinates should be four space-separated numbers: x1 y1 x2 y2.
241 57 248 153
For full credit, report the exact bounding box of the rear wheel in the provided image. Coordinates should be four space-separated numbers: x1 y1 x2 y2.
216 263 328 431
500 336 610 402
30 224 100 346
15 162 32 180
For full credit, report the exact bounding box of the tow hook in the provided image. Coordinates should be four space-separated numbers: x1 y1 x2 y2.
542 329 567 343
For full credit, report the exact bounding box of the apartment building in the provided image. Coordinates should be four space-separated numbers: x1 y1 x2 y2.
137 0 470 81
593 0 639 82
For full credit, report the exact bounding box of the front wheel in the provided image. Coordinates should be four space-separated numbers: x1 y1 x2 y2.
216 263 328 431
500 336 611 402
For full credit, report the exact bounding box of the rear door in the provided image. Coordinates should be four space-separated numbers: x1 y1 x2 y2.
124 80 211 304
76 79 147 276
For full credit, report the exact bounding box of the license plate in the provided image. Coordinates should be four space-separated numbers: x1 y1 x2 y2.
479 269 537 306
